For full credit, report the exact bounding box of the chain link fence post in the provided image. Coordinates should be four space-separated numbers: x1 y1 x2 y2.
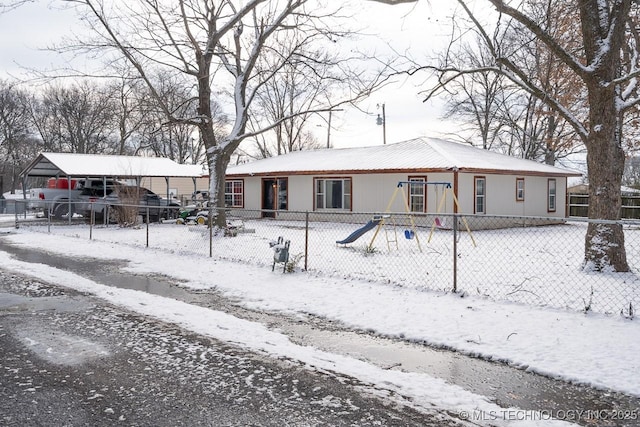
209 207 214 258
305 211 309 271
89 204 94 240
452 213 458 293
146 206 150 248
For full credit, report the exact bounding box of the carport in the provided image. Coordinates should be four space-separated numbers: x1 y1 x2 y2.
21 153 208 223
21 152 208 201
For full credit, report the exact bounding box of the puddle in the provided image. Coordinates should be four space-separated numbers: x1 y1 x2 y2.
0 292 93 313
0 239 202 303
1 238 639 426
15 324 110 366
279 323 639 416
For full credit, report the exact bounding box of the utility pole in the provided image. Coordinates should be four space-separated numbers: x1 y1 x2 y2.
327 109 333 148
376 103 386 144
323 108 343 148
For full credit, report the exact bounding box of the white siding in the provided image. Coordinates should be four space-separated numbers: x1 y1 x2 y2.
140 176 209 199
242 177 262 210
456 174 566 217
239 173 459 214
352 173 405 212
289 176 314 211
229 172 568 224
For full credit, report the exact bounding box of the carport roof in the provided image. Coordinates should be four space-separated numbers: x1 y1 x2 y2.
21 152 208 178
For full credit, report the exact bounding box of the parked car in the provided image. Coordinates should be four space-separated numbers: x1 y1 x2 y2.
79 185 180 224
28 178 120 219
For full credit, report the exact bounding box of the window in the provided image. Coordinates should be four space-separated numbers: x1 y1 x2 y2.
408 177 427 212
224 180 244 208
475 177 486 214
315 178 351 210
276 178 288 210
548 179 557 212
516 178 525 201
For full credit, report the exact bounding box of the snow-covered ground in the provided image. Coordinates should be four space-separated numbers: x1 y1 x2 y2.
14 215 640 315
1 219 639 426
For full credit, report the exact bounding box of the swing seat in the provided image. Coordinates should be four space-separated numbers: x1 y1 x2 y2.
435 217 446 228
404 229 415 239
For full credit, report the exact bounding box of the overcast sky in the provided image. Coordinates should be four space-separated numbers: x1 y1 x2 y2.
0 1 460 149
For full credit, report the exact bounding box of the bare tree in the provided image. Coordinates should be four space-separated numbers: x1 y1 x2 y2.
373 0 639 272
107 76 148 155
246 38 341 158
469 0 638 273
440 8 584 164
623 155 640 187
61 0 381 227
0 0 31 13
521 0 585 164
494 90 547 158
0 80 41 193
440 39 509 151
136 72 197 163
29 81 118 154
137 71 228 165
491 88 583 164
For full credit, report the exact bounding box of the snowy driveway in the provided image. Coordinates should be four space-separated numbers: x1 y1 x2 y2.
0 271 458 426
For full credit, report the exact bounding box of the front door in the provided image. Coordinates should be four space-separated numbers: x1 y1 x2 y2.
261 178 287 218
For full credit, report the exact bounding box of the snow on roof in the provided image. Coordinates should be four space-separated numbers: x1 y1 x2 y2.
22 152 207 178
226 137 581 177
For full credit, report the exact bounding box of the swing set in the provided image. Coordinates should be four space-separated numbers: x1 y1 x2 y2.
368 181 476 252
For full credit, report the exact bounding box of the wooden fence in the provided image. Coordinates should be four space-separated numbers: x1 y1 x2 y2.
568 193 640 219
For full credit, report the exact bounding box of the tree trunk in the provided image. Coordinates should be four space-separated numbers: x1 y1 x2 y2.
207 144 232 229
201 116 231 230
578 0 632 273
194 52 231 230
544 115 556 166
583 84 629 272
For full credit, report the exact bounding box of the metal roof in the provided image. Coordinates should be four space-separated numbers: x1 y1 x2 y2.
226 137 582 177
21 153 207 179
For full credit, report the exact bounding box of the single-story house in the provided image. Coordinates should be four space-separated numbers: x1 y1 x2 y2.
225 137 581 228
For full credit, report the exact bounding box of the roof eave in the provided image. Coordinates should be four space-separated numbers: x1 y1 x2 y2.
227 167 582 178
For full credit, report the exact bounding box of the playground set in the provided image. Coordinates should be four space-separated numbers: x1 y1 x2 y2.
336 181 476 251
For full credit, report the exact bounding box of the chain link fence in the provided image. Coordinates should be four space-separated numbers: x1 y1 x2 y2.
9 200 640 317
